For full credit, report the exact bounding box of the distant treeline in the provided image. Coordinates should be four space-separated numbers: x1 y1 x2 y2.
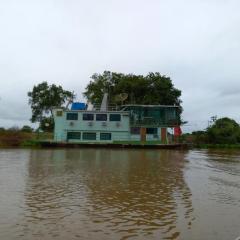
0 125 34 133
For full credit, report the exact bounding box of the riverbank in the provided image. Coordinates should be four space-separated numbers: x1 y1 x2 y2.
2 130 240 150
0 131 52 148
0 131 187 149
39 140 187 149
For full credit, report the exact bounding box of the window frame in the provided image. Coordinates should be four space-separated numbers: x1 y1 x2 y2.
82 113 94 121
100 133 112 140
146 128 158 135
66 112 78 121
56 110 63 117
67 132 81 140
96 114 107 121
82 132 96 140
130 127 140 135
109 114 121 122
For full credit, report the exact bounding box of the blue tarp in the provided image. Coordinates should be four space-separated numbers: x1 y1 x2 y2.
71 102 86 110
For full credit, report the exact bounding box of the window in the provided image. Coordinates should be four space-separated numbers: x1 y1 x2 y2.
83 113 94 121
146 128 158 134
130 127 140 135
96 114 107 121
67 132 81 140
82 132 96 140
56 110 63 117
110 114 121 121
66 113 78 120
100 133 111 140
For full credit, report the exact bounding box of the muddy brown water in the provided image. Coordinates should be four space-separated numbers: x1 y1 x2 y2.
0 149 239 240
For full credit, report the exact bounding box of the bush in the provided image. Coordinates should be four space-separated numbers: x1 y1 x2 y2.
21 125 33 133
206 118 240 144
0 130 32 147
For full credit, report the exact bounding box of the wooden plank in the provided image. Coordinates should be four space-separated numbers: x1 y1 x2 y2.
140 127 146 142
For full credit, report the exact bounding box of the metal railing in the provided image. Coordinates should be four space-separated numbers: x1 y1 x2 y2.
90 104 122 111
130 118 179 127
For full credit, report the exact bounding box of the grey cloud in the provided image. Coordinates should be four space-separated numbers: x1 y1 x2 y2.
220 88 240 97
0 0 240 132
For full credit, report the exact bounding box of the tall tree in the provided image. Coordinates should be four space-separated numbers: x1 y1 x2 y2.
28 82 74 131
84 71 182 111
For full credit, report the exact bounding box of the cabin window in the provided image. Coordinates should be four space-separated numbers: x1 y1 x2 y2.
100 133 111 140
96 114 107 121
82 132 96 140
146 128 158 134
130 127 140 135
66 113 78 120
67 132 81 140
109 114 121 121
83 113 94 121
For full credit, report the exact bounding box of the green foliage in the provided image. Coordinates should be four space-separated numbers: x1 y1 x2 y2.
191 131 209 144
39 117 54 132
84 71 182 109
28 81 74 131
182 118 240 146
206 117 240 144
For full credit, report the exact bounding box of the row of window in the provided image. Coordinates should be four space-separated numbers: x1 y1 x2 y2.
66 113 121 122
67 132 111 141
130 127 158 135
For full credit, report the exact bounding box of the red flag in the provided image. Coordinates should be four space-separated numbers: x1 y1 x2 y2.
174 126 182 136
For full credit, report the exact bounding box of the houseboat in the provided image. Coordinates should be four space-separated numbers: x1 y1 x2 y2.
52 94 181 145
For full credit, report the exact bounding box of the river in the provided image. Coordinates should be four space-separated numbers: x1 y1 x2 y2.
0 149 239 240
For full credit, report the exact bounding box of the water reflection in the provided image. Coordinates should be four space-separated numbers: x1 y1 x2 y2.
22 149 193 240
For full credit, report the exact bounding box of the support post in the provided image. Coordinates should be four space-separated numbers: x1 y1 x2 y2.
161 128 167 143
140 127 146 143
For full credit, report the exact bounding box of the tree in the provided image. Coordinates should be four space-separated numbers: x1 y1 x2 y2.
21 125 33 133
84 71 182 107
190 131 209 144
39 117 54 132
207 117 240 144
28 82 74 131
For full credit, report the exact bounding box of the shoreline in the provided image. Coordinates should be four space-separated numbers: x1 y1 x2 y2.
38 141 188 149
193 144 240 149
1 141 240 150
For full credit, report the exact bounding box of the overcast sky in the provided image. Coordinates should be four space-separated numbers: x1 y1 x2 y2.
0 0 240 132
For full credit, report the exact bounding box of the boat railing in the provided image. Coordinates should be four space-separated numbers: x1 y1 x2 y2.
91 104 123 111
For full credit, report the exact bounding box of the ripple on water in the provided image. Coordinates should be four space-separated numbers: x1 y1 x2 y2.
1 149 195 240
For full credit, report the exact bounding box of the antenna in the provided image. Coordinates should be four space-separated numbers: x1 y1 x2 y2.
66 91 75 109
100 93 108 111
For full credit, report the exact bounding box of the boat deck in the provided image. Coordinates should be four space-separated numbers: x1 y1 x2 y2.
39 141 188 149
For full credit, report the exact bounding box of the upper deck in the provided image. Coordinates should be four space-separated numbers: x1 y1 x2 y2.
54 103 180 129
121 105 180 127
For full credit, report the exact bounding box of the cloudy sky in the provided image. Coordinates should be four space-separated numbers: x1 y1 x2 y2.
0 0 240 132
